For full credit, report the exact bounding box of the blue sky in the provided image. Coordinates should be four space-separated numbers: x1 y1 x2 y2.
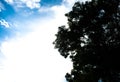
0 0 87 82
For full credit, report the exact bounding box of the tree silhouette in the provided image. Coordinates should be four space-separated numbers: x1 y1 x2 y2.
53 0 120 82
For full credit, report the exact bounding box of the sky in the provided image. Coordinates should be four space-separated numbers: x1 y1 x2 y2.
0 0 88 82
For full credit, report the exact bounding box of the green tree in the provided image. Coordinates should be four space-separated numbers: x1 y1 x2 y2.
53 0 120 82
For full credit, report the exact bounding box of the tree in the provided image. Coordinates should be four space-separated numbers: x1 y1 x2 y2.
53 0 120 82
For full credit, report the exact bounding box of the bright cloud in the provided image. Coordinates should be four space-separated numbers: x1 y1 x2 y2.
0 14 72 82
0 19 10 28
21 0 40 9
5 0 41 9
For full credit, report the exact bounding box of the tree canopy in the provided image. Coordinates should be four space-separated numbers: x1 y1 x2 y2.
53 0 120 82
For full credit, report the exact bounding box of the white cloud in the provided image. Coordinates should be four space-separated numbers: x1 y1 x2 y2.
21 0 40 9
0 19 10 28
0 17 72 82
5 0 41 9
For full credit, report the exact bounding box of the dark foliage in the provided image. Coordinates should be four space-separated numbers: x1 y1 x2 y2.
53 0 120 82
